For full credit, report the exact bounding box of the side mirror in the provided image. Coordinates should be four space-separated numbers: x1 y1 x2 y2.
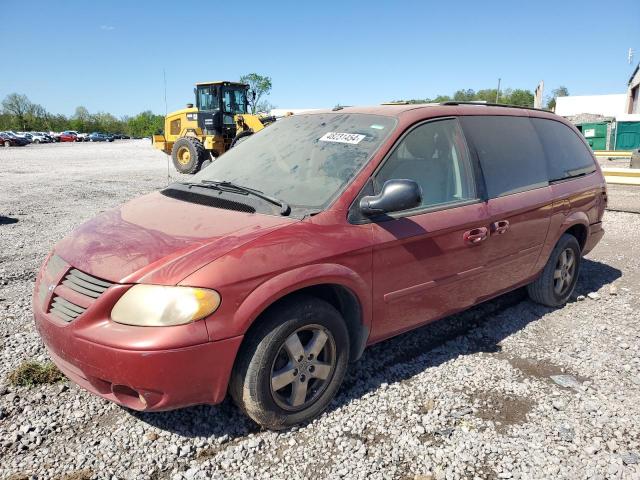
359 179 422 216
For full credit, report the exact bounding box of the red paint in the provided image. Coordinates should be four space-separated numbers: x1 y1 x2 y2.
33 105 606 411
59 132 77 142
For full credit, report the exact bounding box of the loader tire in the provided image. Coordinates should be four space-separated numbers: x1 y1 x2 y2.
171 137 205 174
230 130 253 148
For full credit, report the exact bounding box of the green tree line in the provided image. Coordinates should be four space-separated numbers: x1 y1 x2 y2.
391 86 568 109
0 93 164 137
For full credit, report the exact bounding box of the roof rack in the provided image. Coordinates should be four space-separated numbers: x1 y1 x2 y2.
440 101 550 113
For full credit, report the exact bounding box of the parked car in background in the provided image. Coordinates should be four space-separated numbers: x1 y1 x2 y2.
87 132 113 142
8 131 30 143
76 133 89 142
59 131 77 142
41 132 56 143
22 132 48 144
0 132 29 146
32 103 606 429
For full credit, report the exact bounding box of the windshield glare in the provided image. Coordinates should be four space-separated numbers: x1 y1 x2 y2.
192 113 396 210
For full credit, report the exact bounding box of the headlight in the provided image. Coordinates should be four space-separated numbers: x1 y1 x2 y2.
111 285 221 327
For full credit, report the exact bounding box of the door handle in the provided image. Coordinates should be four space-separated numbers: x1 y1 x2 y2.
463 227 489 245
491 220 510 235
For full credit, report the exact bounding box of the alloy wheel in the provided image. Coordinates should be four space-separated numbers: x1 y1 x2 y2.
270 324 336 411
553 248 576 295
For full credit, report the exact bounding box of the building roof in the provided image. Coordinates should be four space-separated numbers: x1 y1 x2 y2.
555 94 627 117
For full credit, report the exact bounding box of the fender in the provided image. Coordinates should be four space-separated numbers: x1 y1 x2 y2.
229 263 371 341
531 209 590 276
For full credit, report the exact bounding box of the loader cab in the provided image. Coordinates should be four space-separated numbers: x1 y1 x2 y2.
195 81 249 137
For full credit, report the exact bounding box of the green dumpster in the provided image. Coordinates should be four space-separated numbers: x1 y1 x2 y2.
614 122 640 150
580 122 608 150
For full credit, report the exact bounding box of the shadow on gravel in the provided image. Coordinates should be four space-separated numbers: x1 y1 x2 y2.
0 216 19 225
132 258 621 438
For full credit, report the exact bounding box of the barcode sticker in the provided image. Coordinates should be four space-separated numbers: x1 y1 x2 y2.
319 132 366 145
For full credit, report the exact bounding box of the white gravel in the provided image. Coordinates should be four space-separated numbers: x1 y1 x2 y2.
1 141 639 480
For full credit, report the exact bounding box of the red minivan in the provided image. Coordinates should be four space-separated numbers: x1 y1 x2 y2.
33 103 606 429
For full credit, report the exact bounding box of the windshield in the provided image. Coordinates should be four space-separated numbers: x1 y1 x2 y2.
197 85 219 112
192 113 396 210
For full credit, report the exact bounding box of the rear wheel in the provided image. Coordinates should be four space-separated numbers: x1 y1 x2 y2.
230 295 349 430
528 233 581 307
171 137 205 174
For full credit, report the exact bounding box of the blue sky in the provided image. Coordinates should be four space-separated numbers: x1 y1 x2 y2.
2 0 638 117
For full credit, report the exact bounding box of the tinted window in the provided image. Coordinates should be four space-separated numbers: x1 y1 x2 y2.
461 116 548 198
374 119 476 209
531 118 596 181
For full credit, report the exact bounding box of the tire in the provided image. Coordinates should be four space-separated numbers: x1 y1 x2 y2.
230 130 253 148
34 139 40 144
171 137 206 174
3 141 10 147
229 295 350 430
527 233 581 307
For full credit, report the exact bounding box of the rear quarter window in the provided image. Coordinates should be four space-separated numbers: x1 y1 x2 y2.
530 118 596 181
460 116 548 198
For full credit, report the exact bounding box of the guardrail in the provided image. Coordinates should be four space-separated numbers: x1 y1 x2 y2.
601 167 640 186
593 150 632 158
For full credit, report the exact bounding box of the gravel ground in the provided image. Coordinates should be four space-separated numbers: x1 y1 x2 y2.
1 142 640 480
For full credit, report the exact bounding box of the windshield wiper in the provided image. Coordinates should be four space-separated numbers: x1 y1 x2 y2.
181 180 291 216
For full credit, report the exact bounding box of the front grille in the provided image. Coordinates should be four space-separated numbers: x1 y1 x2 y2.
49 296 87 323
46 265 113 323
61 269 113 298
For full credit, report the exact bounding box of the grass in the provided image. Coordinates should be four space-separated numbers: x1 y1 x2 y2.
7 361 64 387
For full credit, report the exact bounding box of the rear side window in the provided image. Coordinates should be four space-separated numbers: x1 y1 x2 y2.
530 118 596 181
460 116 548 198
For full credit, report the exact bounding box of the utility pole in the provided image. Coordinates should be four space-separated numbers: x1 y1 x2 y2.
495 78 501 103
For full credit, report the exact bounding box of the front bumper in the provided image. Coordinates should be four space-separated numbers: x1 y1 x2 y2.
33 257 243 411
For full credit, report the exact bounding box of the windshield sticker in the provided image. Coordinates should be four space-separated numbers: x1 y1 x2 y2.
319 132 366 145
369 124 385 130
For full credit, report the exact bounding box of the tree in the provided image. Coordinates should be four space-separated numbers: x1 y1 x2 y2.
127 111 164 137
546 86 569 111
453 89 476 102
239 73 272 113
2 93 32 130
504 89 534 107
255 100 275 114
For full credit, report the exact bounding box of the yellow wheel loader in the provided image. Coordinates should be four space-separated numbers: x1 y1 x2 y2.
152 81 275 174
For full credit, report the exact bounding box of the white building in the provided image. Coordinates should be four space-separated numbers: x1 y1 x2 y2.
555 94 627 117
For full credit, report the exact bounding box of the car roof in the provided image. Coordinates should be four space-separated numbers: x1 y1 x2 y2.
304 102 559 121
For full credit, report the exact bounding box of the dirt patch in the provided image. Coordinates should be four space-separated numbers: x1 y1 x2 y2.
471 391 535 434
53 469 93 480
196 445 223 462
506 355 566 379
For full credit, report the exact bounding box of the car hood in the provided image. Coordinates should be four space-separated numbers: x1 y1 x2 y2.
54 191 296 284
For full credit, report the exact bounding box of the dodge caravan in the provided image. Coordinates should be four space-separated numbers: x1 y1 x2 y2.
33 103 606 429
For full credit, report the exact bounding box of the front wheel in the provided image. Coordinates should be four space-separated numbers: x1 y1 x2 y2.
230 295 350 430
171 137 205 174
528 233 581 307
230 130 253 148
3 141 10 147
